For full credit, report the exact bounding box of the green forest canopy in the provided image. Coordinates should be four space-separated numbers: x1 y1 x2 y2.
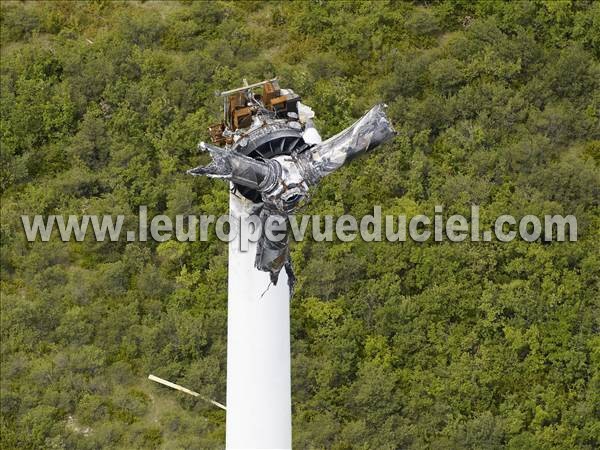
1 1 599 448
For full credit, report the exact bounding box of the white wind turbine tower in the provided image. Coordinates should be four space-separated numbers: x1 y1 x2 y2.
185 79 395 449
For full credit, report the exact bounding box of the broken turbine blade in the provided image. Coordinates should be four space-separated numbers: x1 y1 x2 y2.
298 103 396 184
188 142 279 191
254 208 290 284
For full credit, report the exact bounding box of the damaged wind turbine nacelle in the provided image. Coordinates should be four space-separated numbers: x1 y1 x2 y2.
188 103 396 285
